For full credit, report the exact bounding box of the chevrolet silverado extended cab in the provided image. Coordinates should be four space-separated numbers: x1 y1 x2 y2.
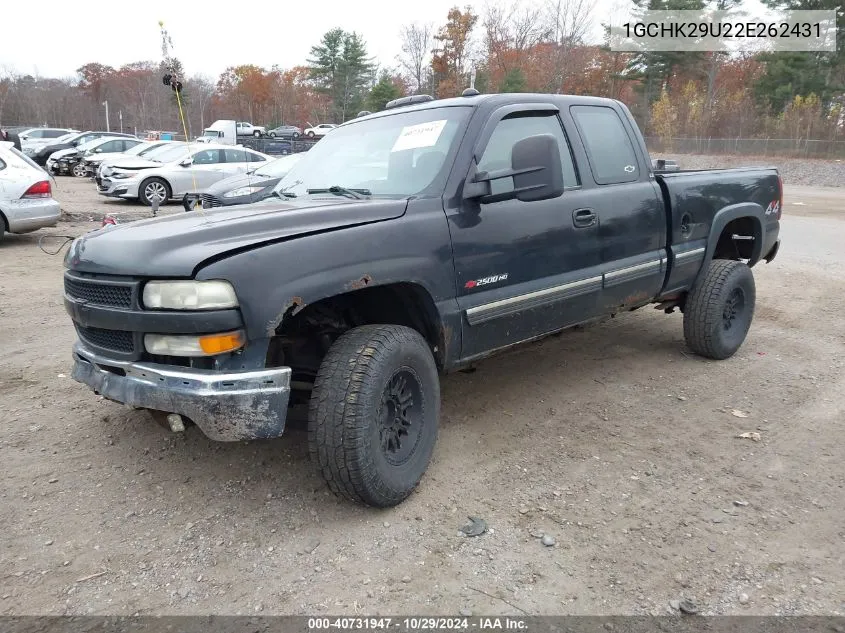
63 92 781 507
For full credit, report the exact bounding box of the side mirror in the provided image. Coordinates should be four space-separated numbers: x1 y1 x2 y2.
464 134 564 204
179 157 193 167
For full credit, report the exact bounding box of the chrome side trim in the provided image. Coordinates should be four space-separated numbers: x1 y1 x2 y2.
466 275 603 326
674 247 706 262
604 259 662 282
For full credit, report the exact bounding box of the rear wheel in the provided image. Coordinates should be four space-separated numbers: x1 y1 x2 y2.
253 130 261 138
308 324 440 507
683 260 756 360
269 131 276 138
307 131 315 138
292 132 300 139
139 177 171 207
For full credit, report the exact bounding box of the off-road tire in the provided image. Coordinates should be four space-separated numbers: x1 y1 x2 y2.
308 324 440 507
684 259 756 360
139 177 171 207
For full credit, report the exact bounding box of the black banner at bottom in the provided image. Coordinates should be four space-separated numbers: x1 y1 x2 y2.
1 616 844 633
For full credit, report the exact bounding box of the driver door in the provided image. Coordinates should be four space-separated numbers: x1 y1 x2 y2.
448 106 605 359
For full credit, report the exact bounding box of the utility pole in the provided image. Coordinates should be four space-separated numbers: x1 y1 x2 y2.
119 111 123 133
102 100 110 132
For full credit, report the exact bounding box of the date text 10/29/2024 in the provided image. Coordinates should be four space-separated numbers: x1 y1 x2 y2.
307 617 528 630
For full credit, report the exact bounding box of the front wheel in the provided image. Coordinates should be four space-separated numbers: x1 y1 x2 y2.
306 131 315 138
139 177 171 207
72 163 87 178
683 260 756 360
308 325 440 507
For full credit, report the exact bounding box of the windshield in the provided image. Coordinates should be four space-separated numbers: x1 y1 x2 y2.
201 130 219 138
149 143 193 163
53 133 76 144
275 107 470 198
77 138 106 151
254 154 303 178
127 143 155 156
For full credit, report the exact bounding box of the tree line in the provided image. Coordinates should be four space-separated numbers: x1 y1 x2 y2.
0 0 841 149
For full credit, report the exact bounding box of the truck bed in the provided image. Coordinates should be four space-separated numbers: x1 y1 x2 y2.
655 166 781 295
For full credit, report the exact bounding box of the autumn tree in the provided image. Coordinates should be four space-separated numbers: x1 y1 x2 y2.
544 0 596 92
216 64 274 122
482 1 548 91
76 62 115 119
398 23 433 94
431 6 478 98
308 29 375 123
650 89 677 149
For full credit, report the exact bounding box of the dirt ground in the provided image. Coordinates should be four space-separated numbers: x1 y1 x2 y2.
1 178 844 617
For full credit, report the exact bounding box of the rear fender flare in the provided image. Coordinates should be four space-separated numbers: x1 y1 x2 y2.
694 202 765 288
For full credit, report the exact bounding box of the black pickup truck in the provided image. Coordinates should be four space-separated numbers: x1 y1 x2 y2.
63 92 781 507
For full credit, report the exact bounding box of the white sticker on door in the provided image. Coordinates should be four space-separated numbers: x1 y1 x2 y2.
391 120 447 153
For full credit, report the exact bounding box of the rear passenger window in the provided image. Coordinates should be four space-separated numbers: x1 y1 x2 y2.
571 105 639 184
224 149 248 163
478 112 579 197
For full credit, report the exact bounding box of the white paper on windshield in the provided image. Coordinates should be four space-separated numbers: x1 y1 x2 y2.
391 120 447 152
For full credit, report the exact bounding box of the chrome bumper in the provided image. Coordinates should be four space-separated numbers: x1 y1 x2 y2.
72 342 291 441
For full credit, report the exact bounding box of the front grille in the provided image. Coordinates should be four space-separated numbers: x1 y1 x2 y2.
201 193 223 208
77 326 135 353
65 277 132 309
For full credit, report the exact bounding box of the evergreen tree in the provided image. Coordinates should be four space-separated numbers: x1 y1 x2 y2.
366 72 403 111
309 29 375 122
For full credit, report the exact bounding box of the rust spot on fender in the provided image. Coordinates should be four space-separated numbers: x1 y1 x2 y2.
266 296 306 336
347 274 373 291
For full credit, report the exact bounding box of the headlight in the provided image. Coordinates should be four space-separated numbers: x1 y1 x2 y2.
110 172 132 179
223 186 266 198
143 280 238 310
144 330 245 357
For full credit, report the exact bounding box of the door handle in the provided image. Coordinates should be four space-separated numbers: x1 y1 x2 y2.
572 208 597 228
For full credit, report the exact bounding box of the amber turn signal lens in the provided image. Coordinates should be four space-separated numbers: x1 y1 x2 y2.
198 331 245 355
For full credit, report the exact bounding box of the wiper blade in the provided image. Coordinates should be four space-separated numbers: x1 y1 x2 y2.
273 190 297 199
306 185 371 199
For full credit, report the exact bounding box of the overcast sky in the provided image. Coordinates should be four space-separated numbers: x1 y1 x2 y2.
1 0 620 79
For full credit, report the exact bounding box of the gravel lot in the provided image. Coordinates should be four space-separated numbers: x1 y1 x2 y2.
652 153 845 188
1 174 844 617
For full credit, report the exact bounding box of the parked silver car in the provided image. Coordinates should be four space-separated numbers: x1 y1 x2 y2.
0 142 61 242
98 144 273 206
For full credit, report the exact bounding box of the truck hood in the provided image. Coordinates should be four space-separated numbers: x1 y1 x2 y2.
65 198 408 277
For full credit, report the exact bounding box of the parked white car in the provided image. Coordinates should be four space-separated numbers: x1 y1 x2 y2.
304 124 337 138
98 144 273 206
96 142 187 180
46 136 134 176
19 127 77 151
0 142 61 243
78 138 156 175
